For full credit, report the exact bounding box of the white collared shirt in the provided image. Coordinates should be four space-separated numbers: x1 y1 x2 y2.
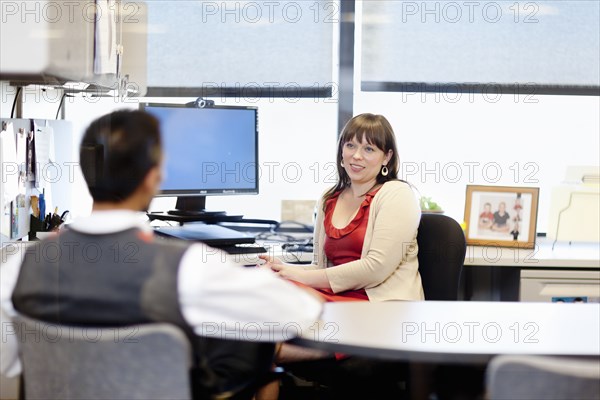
1 211 322 377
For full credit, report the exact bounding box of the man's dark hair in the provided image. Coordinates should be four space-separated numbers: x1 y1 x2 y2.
80 110 162 202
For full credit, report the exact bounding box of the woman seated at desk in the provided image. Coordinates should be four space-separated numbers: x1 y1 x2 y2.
258 113 423 398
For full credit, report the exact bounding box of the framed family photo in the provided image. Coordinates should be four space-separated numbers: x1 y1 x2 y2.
464 185 540 248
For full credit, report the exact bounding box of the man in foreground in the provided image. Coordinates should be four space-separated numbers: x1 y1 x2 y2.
1 110 322 399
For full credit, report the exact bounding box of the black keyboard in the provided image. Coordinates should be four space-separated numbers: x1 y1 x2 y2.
282 243 314 253
167 210 226 217
154 224 255 246
219 245 267 255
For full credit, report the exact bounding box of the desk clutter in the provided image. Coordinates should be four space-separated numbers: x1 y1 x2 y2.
220 220 313 262
154 223 267 255
1 118 73 243
149 212 314 259
28 207 68 241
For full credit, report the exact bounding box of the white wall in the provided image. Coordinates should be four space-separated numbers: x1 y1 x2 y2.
354 91 600 232
1 90 338 222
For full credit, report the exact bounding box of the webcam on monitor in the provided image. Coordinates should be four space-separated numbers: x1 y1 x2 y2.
186 97 215 108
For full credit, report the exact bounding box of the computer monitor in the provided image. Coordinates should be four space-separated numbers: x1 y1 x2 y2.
141 103 258 215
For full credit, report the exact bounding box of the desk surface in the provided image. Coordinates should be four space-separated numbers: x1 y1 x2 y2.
150 217 598 269
272 238 600 269
290 301 600 364
464 238 599 268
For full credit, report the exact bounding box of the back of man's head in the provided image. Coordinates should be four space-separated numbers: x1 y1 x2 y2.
80 110 162 202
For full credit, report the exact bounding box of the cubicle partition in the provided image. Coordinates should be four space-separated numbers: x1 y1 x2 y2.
0 118 75 247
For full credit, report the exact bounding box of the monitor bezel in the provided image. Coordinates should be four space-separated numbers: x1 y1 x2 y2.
140 102 259 198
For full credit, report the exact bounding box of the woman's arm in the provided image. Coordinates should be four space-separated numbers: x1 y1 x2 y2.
269 265 331 289
259 196 327 272
258 195 330 286
264 182 420 291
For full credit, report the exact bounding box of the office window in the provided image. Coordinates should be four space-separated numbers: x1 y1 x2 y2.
361 1 600 95
353 92 600 233
144 0 336 97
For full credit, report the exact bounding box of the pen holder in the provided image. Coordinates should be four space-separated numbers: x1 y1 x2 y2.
28 215 45 241
28 214 62 240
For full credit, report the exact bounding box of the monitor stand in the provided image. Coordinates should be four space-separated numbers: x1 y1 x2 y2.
167 196 226 217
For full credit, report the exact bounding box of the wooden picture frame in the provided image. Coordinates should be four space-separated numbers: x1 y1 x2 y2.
464 185 540 248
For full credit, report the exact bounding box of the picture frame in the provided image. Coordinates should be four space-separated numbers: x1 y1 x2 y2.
464 185 540 248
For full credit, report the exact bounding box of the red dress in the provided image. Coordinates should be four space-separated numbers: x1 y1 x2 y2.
316 188 381 302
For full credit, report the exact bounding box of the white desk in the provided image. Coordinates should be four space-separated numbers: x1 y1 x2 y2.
262 238 600 301
290 301 600 364
464 238 599 269
463 238 599 301
269 238 600 267
146 220 600 300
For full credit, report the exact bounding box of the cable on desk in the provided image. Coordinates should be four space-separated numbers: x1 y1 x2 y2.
281 239 313 251
11 87 22 118
254 220 313 241
55 93 72 120
254 232 298 242
282 251 304 264
274 220 313 233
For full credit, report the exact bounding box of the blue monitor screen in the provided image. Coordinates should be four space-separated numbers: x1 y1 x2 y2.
141 104 258 196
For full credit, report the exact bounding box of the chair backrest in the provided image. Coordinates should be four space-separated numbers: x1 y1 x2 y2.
14 315 192 400
416 213 466 300
487 355 600 400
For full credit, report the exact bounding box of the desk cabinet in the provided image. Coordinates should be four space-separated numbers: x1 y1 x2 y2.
462 239 600 301
520 269 600 302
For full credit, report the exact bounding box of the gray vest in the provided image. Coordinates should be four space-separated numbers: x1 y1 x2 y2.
12 227 190 331
12 227 275 398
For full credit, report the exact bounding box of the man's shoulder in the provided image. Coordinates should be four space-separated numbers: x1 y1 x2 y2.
55 227 192 257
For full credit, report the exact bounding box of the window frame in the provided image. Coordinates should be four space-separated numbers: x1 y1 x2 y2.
361 82 600 97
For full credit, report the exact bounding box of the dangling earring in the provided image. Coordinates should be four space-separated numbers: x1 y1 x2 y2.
340 160 345 168
381 165 389 176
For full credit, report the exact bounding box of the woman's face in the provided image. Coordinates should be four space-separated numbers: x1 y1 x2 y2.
342 136 391 187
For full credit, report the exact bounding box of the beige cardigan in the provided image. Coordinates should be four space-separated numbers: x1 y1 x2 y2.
303 180 424 302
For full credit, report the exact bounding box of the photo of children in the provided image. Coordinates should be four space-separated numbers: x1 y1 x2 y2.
491 201 510 233
478 202 494 229
468 191 533 242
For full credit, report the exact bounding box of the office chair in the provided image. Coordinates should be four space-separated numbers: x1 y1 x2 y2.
487 355 600 400
416 213 466 300
414 214 469 398
14 315 192 400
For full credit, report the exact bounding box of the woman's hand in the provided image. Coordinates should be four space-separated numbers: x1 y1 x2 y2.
258 254 297 279
258 255 330 289
257 254 283 270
